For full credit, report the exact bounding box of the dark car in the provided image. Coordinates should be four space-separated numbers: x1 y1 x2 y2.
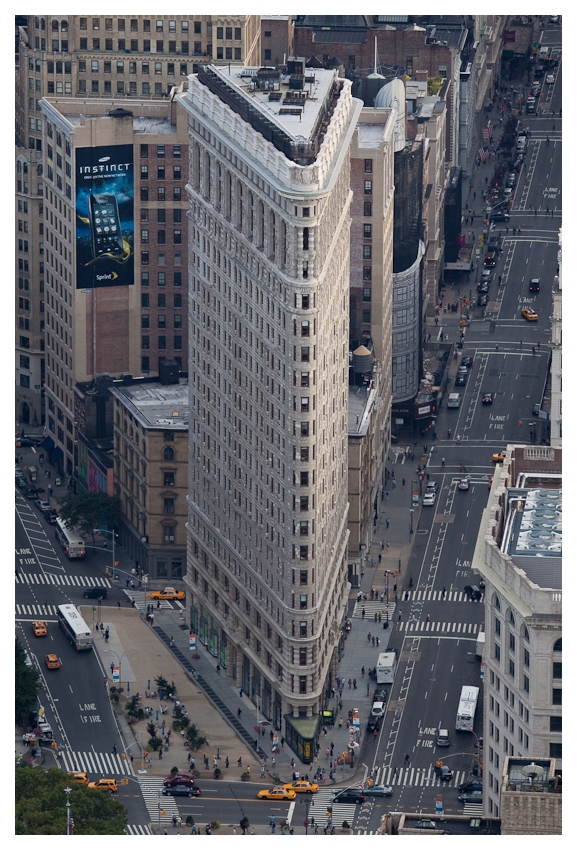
82 587 109 599
464 585 482 601
15 436 43 447
43 509 58 524
367 718 381 734
483 252 496 268
25 487 41 499
436 764 453 782
482 393 494 404
490 212 510 222
163 774 195 788
477 280 489 293
373 688 387 701
529 278 540 292
459 780 483 793
162 785 201 797
461 356 474 369
458 790 483 805
477 294 489 307
332 788 365 804
16 476 28 489
505 173 517 187
455 374 467 387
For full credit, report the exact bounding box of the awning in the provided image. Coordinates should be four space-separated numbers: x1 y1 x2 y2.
41 436 54 452
52 446 63 462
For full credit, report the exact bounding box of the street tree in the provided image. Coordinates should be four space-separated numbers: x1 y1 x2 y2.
16 767 127 834
15 638 40 723
58 491 120 542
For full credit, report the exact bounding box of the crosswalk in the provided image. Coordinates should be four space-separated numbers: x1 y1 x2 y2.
16 603 59 617
306 787 358 829
463 802 484 817
352 590 483 619
373 765 471 789
58 749 135 776
139 778 180 823
122 590 181 611
16 572 113 588
125 824 153 835
397 621 481 634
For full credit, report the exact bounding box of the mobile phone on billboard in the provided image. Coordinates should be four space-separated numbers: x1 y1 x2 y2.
89 193 124 258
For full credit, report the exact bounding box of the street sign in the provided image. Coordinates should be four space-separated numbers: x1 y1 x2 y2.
189 632 196 651
112 665 120 683
480 663 485 680
435 796 444 815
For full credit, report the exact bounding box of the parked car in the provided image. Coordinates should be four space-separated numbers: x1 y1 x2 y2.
35 499 51 512
373 687 387 701
423 491 436 506
15 436 42 447
483 251 497 268
43 509 58 524
477 293 489 308
477 281 489 293
461 356 474 368
546 73 555 84
455 373 468 387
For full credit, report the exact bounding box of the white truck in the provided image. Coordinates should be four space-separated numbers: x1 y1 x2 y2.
376 651 397 684
475 631 485 659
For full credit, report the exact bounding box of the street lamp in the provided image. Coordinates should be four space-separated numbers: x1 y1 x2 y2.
383 569 391 630
103 648 135 691
64 786 72 835
409 509 414 535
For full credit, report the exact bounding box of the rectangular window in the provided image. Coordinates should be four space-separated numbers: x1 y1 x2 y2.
550 716 562 732
364 158 373 173
364 201 372 217
364 180 373 194
164 472 175 487
362 287 371 302
363 245 372 260
553 661 561 679
163 498 174 514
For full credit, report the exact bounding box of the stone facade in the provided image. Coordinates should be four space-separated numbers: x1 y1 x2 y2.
178 67 363 734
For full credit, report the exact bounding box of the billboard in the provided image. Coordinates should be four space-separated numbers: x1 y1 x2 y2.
75 144 134 288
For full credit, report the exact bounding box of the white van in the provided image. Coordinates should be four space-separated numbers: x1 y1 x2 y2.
448 393 460 408
371 701 385 717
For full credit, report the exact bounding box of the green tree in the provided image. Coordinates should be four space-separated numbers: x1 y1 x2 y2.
16 767 127 834
15 638 40 722
58 492 121 542
185 723 207 750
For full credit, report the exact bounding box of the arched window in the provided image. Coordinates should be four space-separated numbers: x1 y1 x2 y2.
523 626 530 642
163 446 175 461
494 595 501 611
509 611 515 627
52 20 59 31
553 638 562 652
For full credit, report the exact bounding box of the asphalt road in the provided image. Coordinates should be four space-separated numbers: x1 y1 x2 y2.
15 498 151 829
359 44 561 833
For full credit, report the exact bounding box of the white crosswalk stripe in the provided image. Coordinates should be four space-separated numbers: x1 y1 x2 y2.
59 750 135 776
15 572 112 588
352 601 396 619
139 778 180 823
125 824 153 835
16 603 59 617
126 590 181 610
376 766 469 788
463 803 484 816
397 621 481 633
307 787 358 829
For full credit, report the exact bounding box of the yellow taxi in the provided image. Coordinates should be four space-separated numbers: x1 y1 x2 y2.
521 307 538 321
32 621 48 637
146 587 185 601
44 654 61 669
88 778 118 793
283 780 319 794
492 451 506 463
70 772 89 785
257 787 296 801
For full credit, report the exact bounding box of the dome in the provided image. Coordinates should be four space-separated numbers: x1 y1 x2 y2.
374 77 406 153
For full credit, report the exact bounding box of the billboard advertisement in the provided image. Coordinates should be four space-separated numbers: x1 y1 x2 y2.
75 144 134 288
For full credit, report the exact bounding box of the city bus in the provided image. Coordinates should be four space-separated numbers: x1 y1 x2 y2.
55 518 86 559
455 685 480 731
57 604 93 651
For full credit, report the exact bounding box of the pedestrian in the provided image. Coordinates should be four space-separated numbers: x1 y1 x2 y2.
246 766 250 777
232 828 236 835
441 457 445 467
361 607 365 619
393 765 398 778
353 678 357 689
225 756 229 768
366 682 370 696
213 757 218 768
237 708 242 718
348 678 352 689
386 517 390 528
426 613 430 622
261 765 265 777
239 687 243 698
112 744 117 754
117 600 121 608
404 753 410 766
402 478 405 487
238 756 242 767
